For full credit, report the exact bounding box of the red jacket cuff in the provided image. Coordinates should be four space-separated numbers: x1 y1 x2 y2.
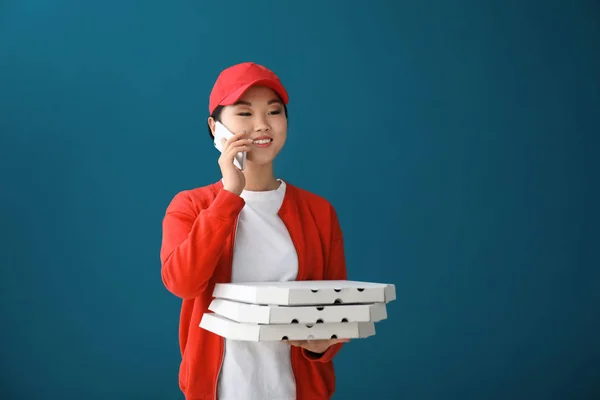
301 342 343 363
210 188 245 220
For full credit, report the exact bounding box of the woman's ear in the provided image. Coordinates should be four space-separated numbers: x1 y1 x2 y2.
207 116 216 137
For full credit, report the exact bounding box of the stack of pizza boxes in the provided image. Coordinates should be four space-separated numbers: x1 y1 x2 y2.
200 280 395 341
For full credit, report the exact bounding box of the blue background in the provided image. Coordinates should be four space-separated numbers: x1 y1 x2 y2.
1 0 598 399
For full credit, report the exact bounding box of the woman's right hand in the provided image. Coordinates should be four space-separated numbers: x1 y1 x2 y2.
218 131 252 196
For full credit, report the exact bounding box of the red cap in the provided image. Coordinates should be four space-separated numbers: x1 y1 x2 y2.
208 62 289 115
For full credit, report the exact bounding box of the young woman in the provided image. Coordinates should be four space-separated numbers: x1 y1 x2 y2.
160 62 348 400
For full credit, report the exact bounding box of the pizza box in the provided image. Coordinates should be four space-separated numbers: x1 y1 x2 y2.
208 298 388 324
212 280 396 306
200 313 376 341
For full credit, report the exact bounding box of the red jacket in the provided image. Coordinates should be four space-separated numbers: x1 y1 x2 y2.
160 180 347 400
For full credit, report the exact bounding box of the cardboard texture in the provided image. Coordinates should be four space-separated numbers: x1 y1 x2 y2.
208 298 388 324
211 280 396 306
200 313 376 342
200 280 395 342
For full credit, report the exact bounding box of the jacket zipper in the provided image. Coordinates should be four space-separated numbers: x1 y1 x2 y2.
214 215 240 400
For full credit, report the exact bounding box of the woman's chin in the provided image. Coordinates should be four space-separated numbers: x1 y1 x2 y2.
246 153 278 166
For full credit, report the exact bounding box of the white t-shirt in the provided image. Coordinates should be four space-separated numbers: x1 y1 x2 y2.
217 179 298 400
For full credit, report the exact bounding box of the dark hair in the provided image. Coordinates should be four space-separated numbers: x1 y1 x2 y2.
207 102 288 139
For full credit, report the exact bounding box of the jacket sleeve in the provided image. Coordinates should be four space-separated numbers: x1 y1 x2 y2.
160 189 245 299
302 205 348 362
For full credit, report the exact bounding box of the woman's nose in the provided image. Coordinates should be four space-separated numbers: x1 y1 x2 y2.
253 116 270 131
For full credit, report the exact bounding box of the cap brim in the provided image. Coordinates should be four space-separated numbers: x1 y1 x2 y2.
219 78 289 107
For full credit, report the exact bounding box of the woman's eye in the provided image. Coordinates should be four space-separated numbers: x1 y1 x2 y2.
269 109 282 115
237 112 251 117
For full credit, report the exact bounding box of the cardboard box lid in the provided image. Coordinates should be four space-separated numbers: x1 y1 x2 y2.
200 313 376 342
208 298 387 324
212 280 396 306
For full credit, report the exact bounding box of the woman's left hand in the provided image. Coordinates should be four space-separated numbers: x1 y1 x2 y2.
286 338 349 354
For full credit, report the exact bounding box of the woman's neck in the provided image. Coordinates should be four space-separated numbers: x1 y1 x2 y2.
242 162 280 191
